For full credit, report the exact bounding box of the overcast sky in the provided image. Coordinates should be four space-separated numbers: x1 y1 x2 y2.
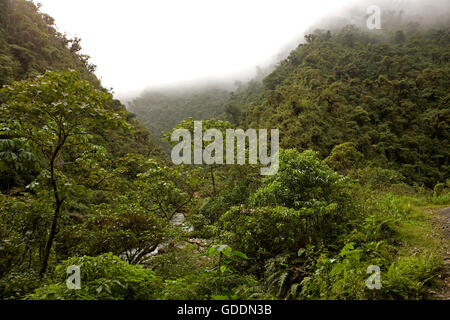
36 0 355 97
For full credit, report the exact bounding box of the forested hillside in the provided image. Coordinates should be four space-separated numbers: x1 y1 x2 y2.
128 64 273 149
128 86 230 149
0 0 159 162
233 27 449 187
130 15 449 187
0 0 97 86
0 0 449 302
0 0 163 295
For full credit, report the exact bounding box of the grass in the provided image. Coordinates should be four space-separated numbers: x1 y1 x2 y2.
386 194 449 299
395 204 443 254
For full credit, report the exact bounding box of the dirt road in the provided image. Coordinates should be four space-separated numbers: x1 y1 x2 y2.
433 207 450 299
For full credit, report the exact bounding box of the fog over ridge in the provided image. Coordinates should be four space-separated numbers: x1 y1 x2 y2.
35 0 450 101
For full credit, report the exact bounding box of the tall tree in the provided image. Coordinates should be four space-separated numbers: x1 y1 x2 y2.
0 70 129 276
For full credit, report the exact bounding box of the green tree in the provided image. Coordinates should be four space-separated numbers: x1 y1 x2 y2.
0 132 38 195
219 149 355 273
250 149 352 211
325 142 363 174
163 118 233 197
0 70 129 277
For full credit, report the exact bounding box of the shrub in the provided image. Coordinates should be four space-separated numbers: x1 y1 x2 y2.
219 149 357 274
160 272 266 300
250 149 353 211
325 142 363 174
26 253 163 300
298 243 369 300
219 205 348 272
433 183 445 197
0 270 41 300
383 252 443 299
354 167 405 188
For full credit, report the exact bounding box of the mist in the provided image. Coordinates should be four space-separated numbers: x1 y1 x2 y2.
35 0 449 101
36 0 356 98
309 0 450 32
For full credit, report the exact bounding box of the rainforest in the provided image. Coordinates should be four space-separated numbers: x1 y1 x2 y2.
0 0 449 303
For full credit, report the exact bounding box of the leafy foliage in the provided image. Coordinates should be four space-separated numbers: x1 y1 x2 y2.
129 87 231 150
1 0 448 302
26 253 162 300
238 27 449 186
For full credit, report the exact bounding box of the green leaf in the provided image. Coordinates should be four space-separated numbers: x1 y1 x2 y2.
232 250 248 260
297 248 306 257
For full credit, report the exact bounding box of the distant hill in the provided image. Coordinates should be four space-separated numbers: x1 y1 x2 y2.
128 86 231 148
127 1 449 186
235 22 449 186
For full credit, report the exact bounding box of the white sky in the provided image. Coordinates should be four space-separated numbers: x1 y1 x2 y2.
35 0 355 96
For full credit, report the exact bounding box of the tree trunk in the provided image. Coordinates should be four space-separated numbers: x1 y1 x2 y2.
39 198 62 277
210 166 216 197
39 145 64 278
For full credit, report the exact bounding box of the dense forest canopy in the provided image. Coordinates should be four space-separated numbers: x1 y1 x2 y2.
128 67 270 150
128 86 231 150
0 0 449 302
0 0 97 85
131 3 449 187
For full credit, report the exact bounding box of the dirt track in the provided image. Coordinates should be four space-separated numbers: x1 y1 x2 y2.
433 207 450 300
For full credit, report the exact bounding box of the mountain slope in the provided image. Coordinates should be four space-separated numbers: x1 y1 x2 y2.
0 0 159 158
236 26 449 186
129 86 231 148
